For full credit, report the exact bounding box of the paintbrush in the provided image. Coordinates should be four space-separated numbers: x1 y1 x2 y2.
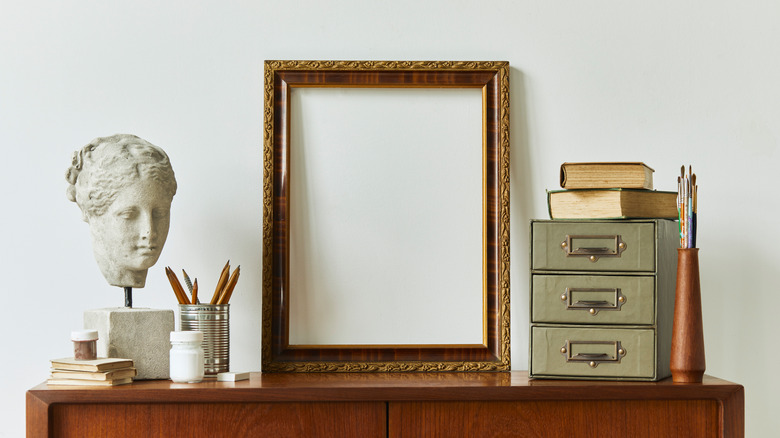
692 173 697 248
677 176 683 248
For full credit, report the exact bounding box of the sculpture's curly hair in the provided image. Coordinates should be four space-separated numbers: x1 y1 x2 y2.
66 134 177 221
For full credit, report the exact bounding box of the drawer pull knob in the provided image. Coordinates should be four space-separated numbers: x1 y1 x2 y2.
563 288 626 315
561 340 627 367
561 235 627 261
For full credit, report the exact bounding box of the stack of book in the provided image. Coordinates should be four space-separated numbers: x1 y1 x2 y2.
47 357 136 387
548 162 678 219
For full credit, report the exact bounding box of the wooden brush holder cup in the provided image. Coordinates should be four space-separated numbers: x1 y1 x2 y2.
670 248 706 383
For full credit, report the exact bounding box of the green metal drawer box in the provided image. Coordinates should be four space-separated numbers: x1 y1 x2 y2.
531 325 662 380
531 220 677 272
532 274 655 325
529 219 678 381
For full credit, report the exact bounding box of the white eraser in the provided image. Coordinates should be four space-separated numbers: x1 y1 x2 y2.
217 372 251 382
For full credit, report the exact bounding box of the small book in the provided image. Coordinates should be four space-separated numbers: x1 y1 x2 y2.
50 357 134 372
46 377 133 387
50 368 137 381
548 189 678 220
560 162 654 190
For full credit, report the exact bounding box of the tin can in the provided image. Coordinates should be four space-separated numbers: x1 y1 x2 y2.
179 304 229 375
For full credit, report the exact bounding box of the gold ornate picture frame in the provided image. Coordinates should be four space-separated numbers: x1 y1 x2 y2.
262 60 510 372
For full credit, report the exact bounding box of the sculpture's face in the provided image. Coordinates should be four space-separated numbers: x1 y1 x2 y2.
87 177 173 288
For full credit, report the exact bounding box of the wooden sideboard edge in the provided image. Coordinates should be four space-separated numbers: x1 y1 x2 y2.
26 371 744 405
26 390 50 438
718 382 745 438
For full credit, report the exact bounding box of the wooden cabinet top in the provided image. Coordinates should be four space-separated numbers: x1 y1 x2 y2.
28 371 742 404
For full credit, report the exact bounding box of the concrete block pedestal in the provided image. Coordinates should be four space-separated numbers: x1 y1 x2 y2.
84 308 174 380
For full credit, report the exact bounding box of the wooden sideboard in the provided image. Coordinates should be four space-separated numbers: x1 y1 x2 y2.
27 371 743 437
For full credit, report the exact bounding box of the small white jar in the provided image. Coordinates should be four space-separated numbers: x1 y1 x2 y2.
170 331 204 383
71 329 98 360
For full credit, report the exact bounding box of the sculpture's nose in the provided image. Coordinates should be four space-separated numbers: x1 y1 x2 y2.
139 211 156 241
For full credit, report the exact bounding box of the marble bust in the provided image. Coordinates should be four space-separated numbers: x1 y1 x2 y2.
66 134 177 288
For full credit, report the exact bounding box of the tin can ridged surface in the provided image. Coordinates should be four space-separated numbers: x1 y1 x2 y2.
179 304 229 375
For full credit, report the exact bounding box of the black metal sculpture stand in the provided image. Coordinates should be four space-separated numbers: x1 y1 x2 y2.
124 287 133 308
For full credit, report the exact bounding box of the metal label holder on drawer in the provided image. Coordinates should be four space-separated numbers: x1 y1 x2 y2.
560 340 627 368
560 234 628 262
562 287 627 315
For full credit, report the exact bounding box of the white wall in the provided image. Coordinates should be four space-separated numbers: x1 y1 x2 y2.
2 1 778 436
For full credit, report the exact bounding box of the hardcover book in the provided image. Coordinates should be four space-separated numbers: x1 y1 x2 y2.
50 367 137 381
50 357 134 372
46 377 133 386
560 162 654 190
547 189 677 220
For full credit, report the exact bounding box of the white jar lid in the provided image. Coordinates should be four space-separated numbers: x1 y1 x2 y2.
71 330 98 341
170 330 203 343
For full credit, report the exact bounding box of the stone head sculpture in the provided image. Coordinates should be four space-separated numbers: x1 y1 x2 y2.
66 134 177 288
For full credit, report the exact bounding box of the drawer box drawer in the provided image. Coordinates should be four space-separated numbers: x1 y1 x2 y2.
532 221 658 272
532 274 655 325
531 326 663 380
